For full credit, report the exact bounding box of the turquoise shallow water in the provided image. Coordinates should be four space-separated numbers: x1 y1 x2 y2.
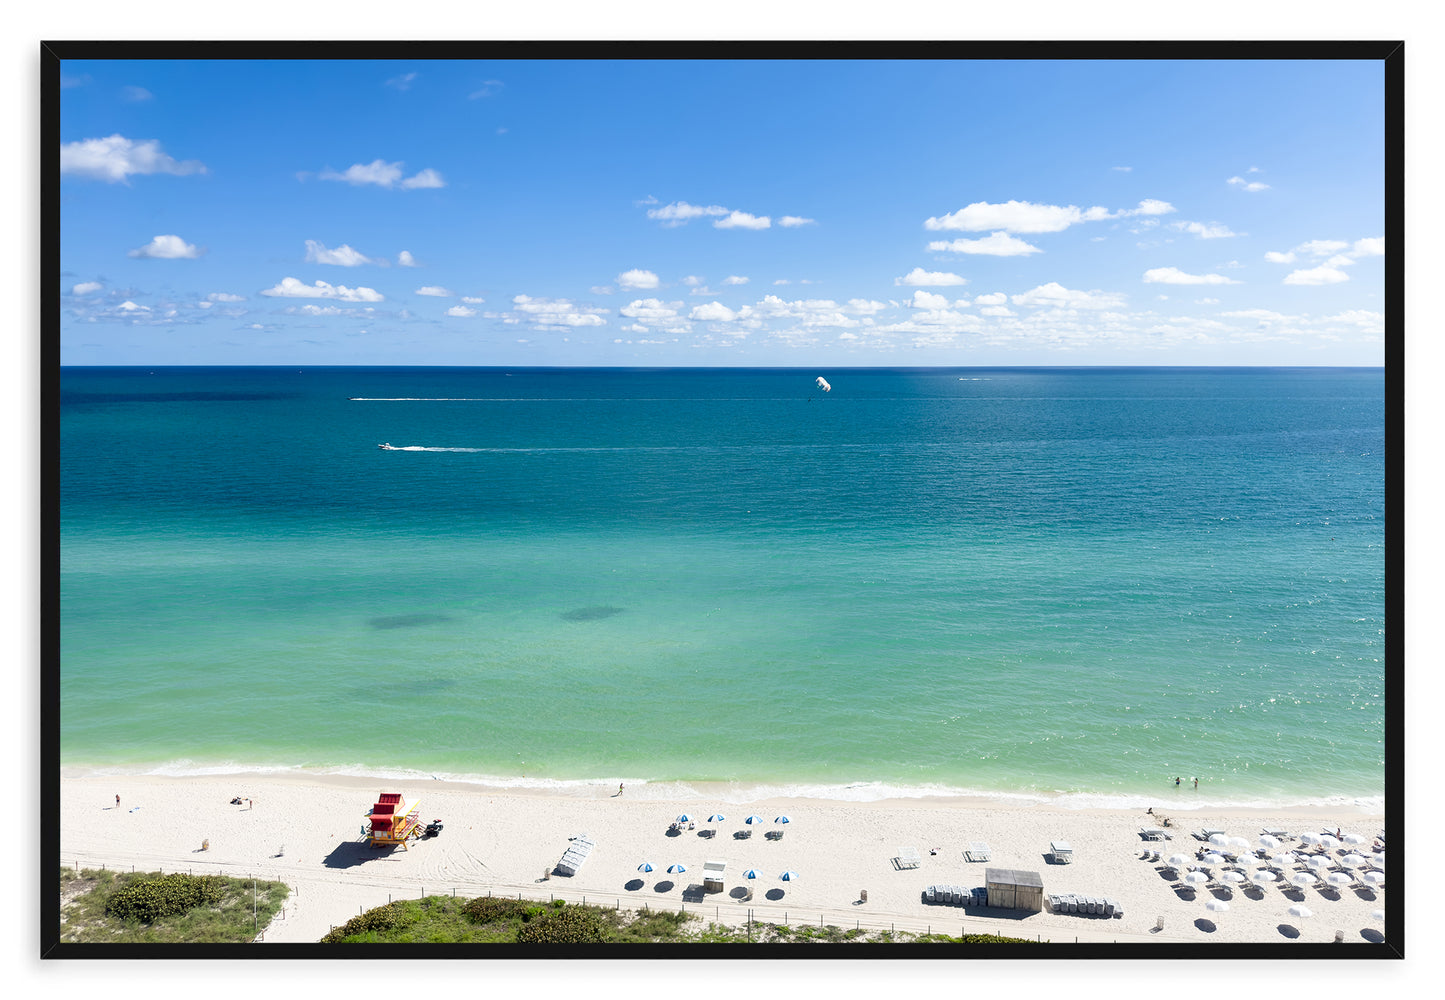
58 367 1386 806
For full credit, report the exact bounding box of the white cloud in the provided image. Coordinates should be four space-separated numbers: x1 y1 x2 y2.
621 298 684 323
510 294 608 328
469 80 504 99
1171 221 1239 239
206 292 245 303
71 281 103 295
461 296 485 304
1283 265 1351 285
690 301 738 322
979 305 1015 317
925 200 1105 233
120 86 152 102
60 134 206 183
1228 175 1270 192
618 269 661 290
416 286 453 297
400 168 445 190
1112 166 1133 172
723 275 749 285
305 240 380 266
896 267 967 287
1323 309 1384 329
1264 250 1297 264
385 72 418 91
972 292 1008 306
1012 282 1128 308
445 305 477 317
714 211 770 230
1296 239 1350 257
779 216 816 227
128 234 201 259
1141 267 1241 286
397 250 418 267
927 232 1043 256
1352 237 1385 257
909 290 960 310
319 159 445 190
846 299 888 315
681 276 704 287
646 201 729 225
260 277 385 302
1124 199 1177 217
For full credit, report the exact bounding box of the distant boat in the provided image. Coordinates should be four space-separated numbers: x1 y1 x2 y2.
378 442 399 450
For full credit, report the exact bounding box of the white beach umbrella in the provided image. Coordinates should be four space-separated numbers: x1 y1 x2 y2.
1342 832 1368 846
779 870 799 881
774 815 791 826
1371 909 1385 922
637 862 654 873
1308 855 1334 871
1258 834 1281 850
1251 870 1279 886
1270 850 1295 867
1221 871 1247 884
667 864 686 874
1326 871 1354 888
1184 871 1210 885
1203 852 1228 866
707 813 726 824
1300 832 1322 847
1166 853 1191 868
1209 833 1230 847
1319 835 1340 851
1205 899 1230 913
1362 871 1385 886
744 869 760 880
744 815 765 826
1228 836 1251 851
1290 872 1318 889
1288 904 1313 919
1340 853 1368 868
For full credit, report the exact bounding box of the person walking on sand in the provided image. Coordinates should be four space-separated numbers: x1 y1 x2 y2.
618 783 624 796
115 794 120 809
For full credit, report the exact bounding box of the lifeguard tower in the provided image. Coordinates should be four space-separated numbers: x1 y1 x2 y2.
366 792 423 849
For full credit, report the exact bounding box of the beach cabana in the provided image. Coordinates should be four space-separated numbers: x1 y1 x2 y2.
703 859 727 894
366 792 422 849
985 868 1044 912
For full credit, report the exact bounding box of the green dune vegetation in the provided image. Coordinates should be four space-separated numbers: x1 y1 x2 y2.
319 895 1041 945
59 867 289 944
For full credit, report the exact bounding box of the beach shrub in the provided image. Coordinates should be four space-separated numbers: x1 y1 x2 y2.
104 873 227 923
514 903 606 944
318 901 418 943
460 895 528 925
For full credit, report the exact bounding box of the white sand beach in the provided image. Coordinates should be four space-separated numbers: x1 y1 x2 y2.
59 772 1388 948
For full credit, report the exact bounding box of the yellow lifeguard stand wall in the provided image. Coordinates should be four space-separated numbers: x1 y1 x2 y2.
366 792 422 849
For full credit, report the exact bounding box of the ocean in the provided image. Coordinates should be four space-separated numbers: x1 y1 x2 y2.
57 367 1386 808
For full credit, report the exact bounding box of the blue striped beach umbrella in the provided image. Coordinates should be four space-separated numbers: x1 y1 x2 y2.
708 814 726 823
637 862 654 873
667 864 687 874
744 869 760 880
745 815 764 825
676 814 693 823
774 815 791 825
780 870 799 881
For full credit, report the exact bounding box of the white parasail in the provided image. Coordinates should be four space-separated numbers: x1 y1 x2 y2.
815 376 831 392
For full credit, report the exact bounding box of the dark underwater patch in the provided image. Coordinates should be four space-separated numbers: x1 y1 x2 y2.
560 605 625 622
367 613 453 630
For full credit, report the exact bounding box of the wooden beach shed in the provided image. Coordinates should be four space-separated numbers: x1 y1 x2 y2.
984 868 1044 912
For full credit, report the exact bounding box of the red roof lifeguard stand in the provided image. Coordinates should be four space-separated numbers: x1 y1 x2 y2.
366 792 423 849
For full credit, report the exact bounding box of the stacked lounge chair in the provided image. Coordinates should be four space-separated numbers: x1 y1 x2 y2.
923 884 985 907
555 835 596 876
1046 893 1124 918
965 841 992 862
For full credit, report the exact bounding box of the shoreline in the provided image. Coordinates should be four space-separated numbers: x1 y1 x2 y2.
59 771 1388 947
58 760 1386 815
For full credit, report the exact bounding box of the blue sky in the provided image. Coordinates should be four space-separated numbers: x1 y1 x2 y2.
57 56 1387 366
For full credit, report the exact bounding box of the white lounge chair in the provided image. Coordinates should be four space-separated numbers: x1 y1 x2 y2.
965 841 992 862
895 846 922 869
1050 840 1073 864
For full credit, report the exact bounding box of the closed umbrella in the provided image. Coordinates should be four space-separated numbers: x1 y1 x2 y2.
1288 904 1313 919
